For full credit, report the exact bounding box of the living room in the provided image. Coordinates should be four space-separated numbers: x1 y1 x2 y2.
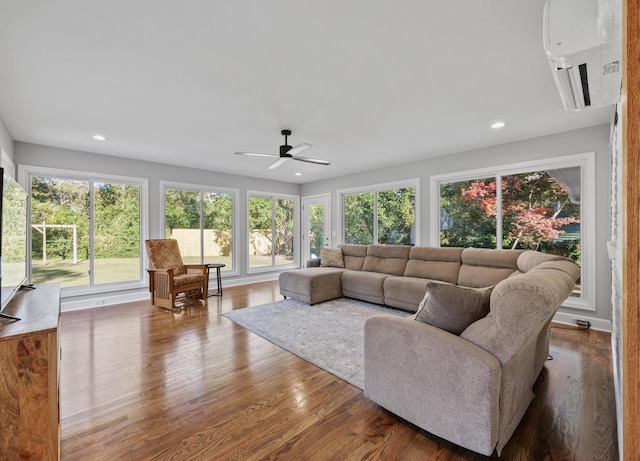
0 1 638 459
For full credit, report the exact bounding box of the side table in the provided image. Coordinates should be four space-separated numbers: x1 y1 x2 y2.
206 263 225 297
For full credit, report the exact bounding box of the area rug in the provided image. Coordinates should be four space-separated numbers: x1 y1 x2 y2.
222 298 411 389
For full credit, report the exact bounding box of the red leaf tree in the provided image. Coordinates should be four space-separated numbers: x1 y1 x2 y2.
460 173 580 250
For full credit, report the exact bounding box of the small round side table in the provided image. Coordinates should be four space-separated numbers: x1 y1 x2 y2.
206 263 225 297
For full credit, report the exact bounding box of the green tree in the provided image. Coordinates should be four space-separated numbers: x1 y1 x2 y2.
164 189 200 235
274 199 294 258
31 177 141 261
31 177 90 260
94 183 140 258
343 187 416 245
309 203 325 258
204 192 233 256
378 187 415 245
344 192 374 244
439 178 497 248
249 195 272 235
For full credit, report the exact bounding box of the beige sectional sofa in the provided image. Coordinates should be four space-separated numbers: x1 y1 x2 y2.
280 243 541 312
278 244 580 456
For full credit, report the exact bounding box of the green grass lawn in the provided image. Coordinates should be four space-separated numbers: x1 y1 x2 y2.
32 256 233 288
248 255 294 267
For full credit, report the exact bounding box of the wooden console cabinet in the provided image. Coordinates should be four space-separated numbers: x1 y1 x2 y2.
0 284 61 460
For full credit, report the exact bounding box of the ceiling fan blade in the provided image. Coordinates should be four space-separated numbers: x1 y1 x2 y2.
291 155 331 166
234 151 279 158
287 143 313 156
268 157 289 169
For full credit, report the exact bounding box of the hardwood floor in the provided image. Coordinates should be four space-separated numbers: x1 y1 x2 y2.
59 281 618 460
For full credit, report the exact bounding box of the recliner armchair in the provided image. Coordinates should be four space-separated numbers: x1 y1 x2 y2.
145 239 208 309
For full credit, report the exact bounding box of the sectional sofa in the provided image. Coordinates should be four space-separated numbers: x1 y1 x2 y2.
278 244 580 456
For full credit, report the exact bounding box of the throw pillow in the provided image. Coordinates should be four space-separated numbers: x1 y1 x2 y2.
414 290 430 317
320 247 344 268
415 282 493 335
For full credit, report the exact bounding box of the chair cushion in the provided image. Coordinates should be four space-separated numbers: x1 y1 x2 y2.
173 273 206 287
415 282 493 335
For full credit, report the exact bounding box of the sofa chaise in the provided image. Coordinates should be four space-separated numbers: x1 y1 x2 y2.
278 244 580 456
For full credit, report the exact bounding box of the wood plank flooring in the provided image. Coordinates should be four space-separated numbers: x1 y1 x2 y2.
59 281 618 460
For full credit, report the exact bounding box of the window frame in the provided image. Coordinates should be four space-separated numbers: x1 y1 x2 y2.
338 179 420 246
430 152 596 311
246 190 300 273
160 180 240 277
19 164 149 296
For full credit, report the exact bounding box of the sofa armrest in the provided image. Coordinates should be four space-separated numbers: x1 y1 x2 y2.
364 314 501 456
306 258 321 268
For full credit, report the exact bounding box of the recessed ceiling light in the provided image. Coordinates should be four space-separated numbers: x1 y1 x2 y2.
295 172 302 176
491 121 506 129
93 134 107 141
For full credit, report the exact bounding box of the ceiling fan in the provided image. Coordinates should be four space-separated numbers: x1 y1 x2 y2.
234 129 331 170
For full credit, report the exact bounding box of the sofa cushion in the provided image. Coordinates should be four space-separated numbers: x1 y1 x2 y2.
279 267 345 304
457 248 523 288
341 270 389 305
404 247 463 284
383 276 452 312
339 244 368 271
415 282 493 335
362 244 410 276
320 247 344 268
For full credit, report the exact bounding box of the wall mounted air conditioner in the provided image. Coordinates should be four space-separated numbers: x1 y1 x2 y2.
543 0 622 111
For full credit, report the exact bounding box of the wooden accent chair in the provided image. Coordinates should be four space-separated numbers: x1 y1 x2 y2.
145 239 208 309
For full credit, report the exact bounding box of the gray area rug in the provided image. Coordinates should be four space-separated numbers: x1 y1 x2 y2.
223 298 411 389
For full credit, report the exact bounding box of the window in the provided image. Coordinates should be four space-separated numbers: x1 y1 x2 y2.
432 153 595 311
25 167 147 291
439 176 497 248
340 180 418 245
248 192 298 270
162 182 237 272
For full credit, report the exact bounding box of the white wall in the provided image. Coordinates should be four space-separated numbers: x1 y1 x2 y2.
0 118 13 158
0 117 15 171
302 124 613 323
13 124 613 321
15 141 301 308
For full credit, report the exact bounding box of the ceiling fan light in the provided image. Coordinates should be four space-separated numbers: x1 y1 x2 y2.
235 130 328 170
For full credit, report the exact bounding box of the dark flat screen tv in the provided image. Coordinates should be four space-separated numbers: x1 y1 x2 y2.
0 167 28 321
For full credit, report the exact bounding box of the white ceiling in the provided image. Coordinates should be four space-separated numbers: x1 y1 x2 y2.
0 1 613 184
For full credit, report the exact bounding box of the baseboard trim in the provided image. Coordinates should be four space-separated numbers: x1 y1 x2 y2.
553 311 613 332
60 272 281 312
